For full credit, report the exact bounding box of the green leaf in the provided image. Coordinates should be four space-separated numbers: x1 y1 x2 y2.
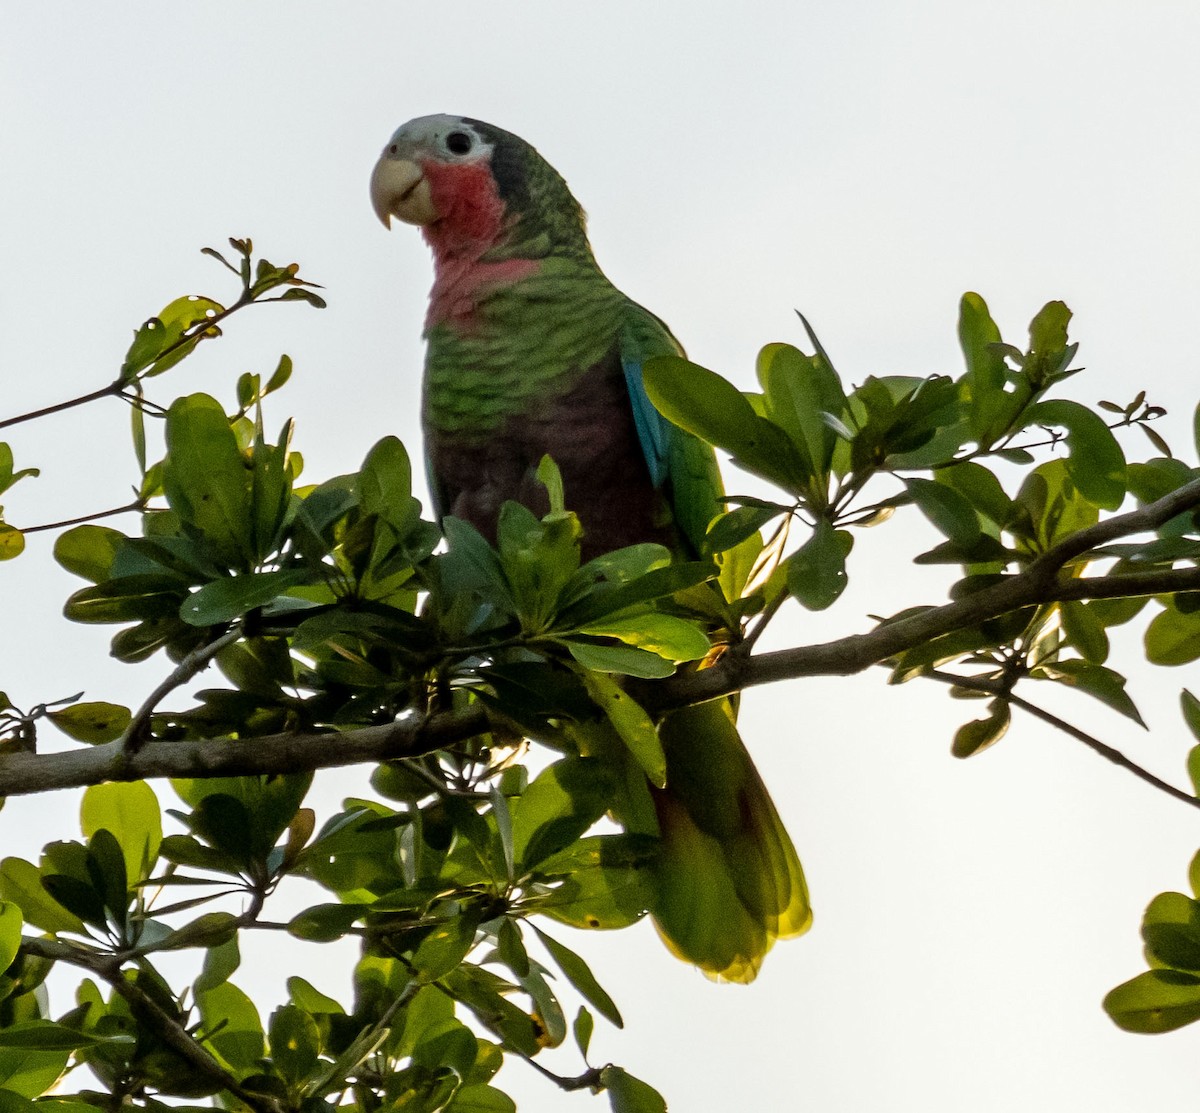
572 1005 595 1060
1037 661 1144 727
756 341 846 479
1146 601 1200 666
46 702 131 745
0 527 25 561
0 1024 109 1051
934 461 1015 530
287 976 344 1015
1104 969 1200 1033
566 642 674 679
904 478 981 546
1022 399 1126 510
601 1065 667 1113
0 858 84 935
495 917 529 978
577 612 709 663
53 525 126 583
540 864 651 931
161 394 252 569
269 1004 320 1086
786 519 850 611
703 504 780 555
195 934 241 993
446 1084 517 1112
1058 601 1109 664
951 699 1010 758
642 355 808 493
0 1042 70 1097
1182 689 1200 744
0 903 22 973
196 981 265 1071
511 759 616 871
0 1092 35 1113
80 782 161 887
578 672 666 788
150 911 240 952
180 569 311 626
533 926 622 1027
0 443 40 502
359 436 415 529
410 912 482 982
120 295 224 381
286 902 366 942
442 966 539 1057
1142 892 1200 971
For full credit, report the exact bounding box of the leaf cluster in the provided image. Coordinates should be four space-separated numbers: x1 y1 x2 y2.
4 246 1200 1111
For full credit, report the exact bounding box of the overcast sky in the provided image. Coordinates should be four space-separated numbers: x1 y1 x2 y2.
3 3 1200 1109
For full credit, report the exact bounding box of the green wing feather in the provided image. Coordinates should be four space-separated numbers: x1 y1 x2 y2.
618 302 812 982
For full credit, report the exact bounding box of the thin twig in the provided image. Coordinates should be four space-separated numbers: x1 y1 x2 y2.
0 381 125 431
122 627 244 753
516 1050 604 1092
22 500 144 535
924 668 1200 810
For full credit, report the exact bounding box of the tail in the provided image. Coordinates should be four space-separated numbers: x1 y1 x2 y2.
648 697 811 983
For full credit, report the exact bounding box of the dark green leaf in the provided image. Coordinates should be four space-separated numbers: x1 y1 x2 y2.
1022 399 1126 510
601 1065 667 1113
1142 892 1200 971
446 1083 516 1112
1058 601 1109 664
566 642 674 679
511 759 617 870
269 1004 320 1086
951 699 1010 758
533 926 622 1027
786 519 850 611
1037 661 1144 727
180 569 311 626
904 477 981 546
572 1006 594 1060
1182 690 1200 744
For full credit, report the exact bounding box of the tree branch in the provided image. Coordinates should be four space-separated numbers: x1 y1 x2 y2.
3 482 1199 799
20 937 280 1113
0 706 489 796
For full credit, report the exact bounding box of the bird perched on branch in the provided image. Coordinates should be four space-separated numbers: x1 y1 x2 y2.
371 114 809 981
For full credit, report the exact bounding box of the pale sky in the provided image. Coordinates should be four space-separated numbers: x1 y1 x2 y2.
3 3 1200 1109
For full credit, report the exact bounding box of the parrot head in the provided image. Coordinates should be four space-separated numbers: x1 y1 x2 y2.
369 114 590 261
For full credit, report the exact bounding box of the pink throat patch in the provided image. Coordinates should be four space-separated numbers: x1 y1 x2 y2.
421 158 539 330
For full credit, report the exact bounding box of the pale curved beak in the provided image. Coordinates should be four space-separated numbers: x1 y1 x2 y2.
370 156 437 228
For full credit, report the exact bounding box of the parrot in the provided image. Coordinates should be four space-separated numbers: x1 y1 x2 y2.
370 114 810 982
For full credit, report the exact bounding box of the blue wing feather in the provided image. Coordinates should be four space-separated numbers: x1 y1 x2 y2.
622 355 671 489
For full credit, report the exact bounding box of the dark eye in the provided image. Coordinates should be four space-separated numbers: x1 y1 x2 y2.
445 131 473 155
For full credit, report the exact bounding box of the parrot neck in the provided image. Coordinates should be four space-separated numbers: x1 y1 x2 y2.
424 251 540 332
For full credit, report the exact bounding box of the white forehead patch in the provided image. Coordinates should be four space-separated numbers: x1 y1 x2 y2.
384 115 493 160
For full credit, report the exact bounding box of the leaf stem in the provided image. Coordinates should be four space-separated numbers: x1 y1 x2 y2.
923 667 1200 810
